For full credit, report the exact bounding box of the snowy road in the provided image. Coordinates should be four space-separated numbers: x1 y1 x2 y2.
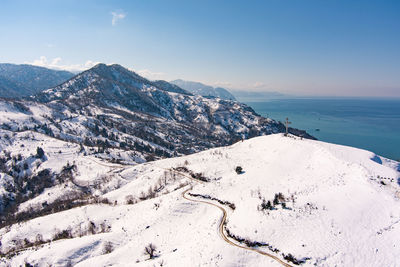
182 188 292 267
168 165 293 267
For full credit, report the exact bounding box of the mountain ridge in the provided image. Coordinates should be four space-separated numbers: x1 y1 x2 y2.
3 63 314 159
171 79 236 100
0 63 74 98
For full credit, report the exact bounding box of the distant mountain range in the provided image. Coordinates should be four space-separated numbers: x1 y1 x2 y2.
230 90 287 102
171 79 236 101
0 63 74 98
170 79 288 102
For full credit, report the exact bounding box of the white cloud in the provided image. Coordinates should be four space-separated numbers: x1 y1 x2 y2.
25 56 100 72
51 57 62 65
252 81 266 88
132 69 167 80
111 11 126 26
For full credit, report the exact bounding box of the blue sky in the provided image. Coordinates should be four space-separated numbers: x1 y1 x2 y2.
0 0 399 97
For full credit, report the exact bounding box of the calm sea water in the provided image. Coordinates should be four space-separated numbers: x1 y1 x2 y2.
245 98 400 161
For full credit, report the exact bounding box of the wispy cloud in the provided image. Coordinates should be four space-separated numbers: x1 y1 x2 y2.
111 11 126 26
25 56 99 72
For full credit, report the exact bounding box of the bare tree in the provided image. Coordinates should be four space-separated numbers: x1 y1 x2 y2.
144 243 157 259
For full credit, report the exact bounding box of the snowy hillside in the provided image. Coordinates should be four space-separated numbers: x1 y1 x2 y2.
1 134 399 266
0 63 315 259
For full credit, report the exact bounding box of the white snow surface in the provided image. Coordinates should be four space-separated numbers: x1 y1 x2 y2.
1 134 399 266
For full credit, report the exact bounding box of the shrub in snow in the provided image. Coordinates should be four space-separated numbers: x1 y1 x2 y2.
103 241 114 254
188 193 236 210
53 228 73 240
282 253 310 265
145 154 156 162
260 199 273 210
35 234 44 245
88 221 96 235
277 192 285 202
235 166 243 174
126 195 135 204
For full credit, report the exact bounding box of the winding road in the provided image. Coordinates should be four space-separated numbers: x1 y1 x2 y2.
166 167 292 267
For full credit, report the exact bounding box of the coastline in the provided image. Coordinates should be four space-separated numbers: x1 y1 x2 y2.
244 97 400 161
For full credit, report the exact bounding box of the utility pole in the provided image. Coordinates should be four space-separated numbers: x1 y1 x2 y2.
284 117 291 136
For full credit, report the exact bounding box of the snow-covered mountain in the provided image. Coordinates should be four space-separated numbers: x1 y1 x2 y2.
171 79 236 101
0 134 399 266
0 63 314 225
28 63 312 155
0 64 74 98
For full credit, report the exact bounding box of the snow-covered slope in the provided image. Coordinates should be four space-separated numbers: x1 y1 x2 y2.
1 134 399 266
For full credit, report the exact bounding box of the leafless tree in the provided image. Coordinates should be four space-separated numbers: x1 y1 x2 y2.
144 243 157 259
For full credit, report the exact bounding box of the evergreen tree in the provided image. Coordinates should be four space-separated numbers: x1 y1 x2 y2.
273 194 280 206
36 147 45 159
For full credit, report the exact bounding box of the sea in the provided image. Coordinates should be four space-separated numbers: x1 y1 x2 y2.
244 98 400 161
